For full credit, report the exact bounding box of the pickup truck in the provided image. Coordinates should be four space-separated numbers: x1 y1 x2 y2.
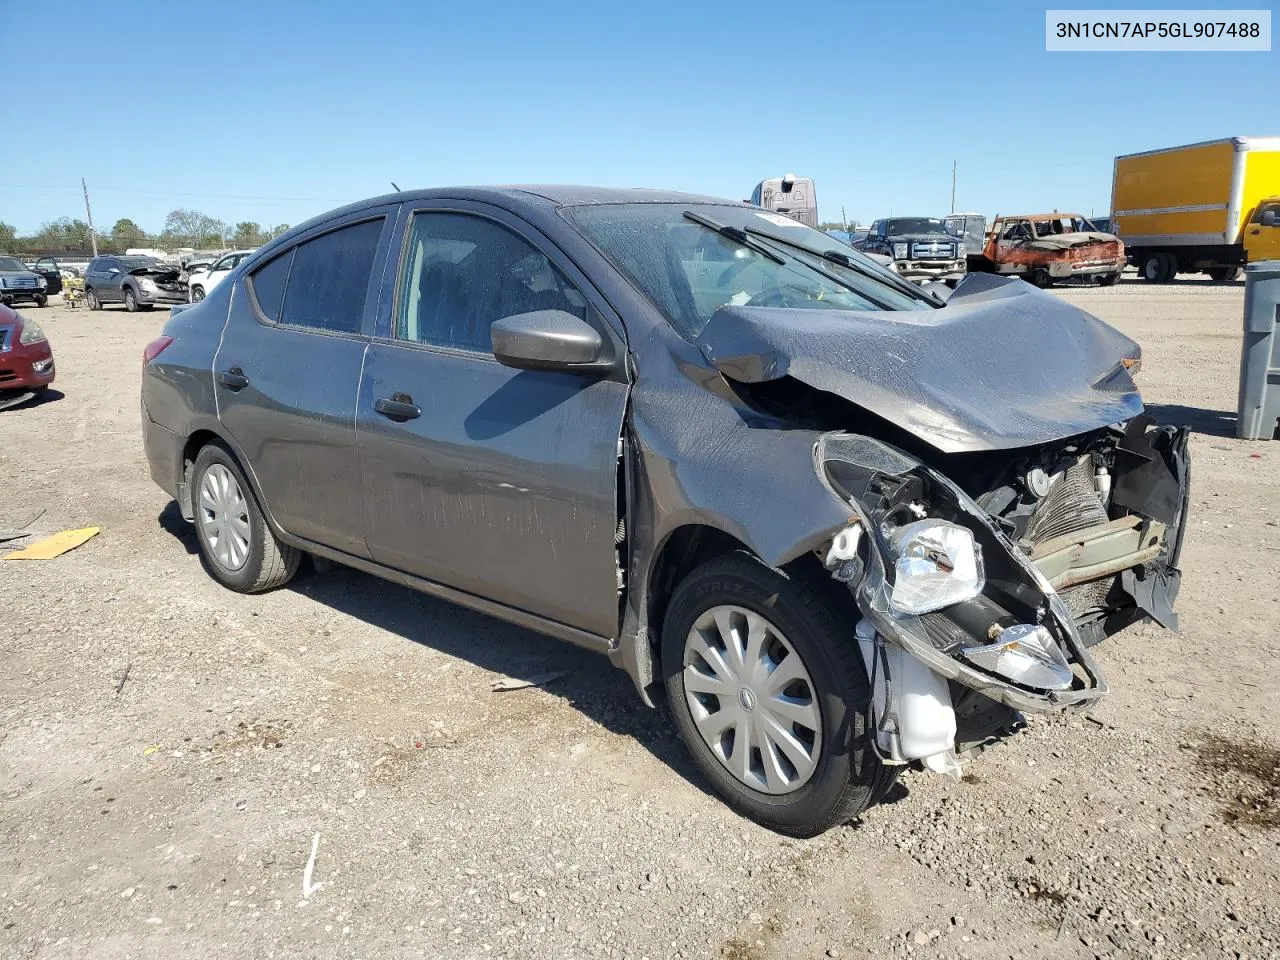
856 217 966 285
975 214 1125 288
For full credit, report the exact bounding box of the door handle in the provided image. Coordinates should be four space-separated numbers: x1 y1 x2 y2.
1250 228 1261 235
216 367 250 391
374 393 421 421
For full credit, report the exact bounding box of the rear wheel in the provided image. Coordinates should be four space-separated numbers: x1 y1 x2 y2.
86 288 100 310
662 552 894 837
191 442 300 593
123 288 138 312
1207 266 1241 282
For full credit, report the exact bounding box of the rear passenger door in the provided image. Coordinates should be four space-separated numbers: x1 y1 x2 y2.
214 208 397 556
356 203 630 638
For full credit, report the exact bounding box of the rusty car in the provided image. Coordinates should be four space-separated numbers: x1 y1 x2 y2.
976 213 1125 288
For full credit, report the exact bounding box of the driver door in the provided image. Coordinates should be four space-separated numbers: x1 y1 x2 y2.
356 202 630 639
1246 201 1280 262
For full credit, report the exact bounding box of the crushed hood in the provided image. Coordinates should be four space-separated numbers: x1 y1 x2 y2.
1022 231 1118 251
129 264 183 279
695 273 1143 453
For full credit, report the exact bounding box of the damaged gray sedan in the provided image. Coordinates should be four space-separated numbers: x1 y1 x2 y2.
141 187 1189 837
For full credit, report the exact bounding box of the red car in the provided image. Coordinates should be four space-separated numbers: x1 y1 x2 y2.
0 304 56 405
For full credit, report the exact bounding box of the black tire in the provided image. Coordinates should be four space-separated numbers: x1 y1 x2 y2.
1097 271 1122 287
1027 268 1052 288
123 287 139 312
139 304 155 311
1207 266 1241 282
190 285 205 303
1140 253 1175 283
661 552 895 837
190 442 300 593
34 294 48 307
86 287 100 310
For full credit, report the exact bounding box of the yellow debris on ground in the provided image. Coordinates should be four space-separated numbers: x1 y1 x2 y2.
2 527 100 560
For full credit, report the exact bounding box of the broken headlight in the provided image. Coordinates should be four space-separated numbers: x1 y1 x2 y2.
886 520 984 616
960 623 1073 690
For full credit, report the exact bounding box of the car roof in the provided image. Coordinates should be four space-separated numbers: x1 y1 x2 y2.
293 185 739 231
999 212 1087 220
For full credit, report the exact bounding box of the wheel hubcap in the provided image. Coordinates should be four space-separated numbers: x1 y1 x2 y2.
197 463 251 571
683 605 822 795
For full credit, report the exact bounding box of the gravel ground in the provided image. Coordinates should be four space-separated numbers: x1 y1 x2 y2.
1 279 1277 960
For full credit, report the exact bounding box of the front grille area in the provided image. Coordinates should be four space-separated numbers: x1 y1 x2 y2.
0 369 17 383
910 239 956 260
2 277 38 289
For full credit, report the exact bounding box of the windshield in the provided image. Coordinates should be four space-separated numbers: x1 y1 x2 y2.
886 218 949 236
0 257 28 272
120 256 156 270
563 203 930 339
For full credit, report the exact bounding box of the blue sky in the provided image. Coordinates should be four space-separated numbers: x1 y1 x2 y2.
2 0 1275 234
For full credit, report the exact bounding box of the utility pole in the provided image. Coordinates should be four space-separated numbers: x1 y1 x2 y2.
81 178 99 257
950 160 957 213
841 205 848 232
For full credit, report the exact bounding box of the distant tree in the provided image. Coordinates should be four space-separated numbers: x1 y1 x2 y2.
0 221 19 253
161 208 227 248
28 217 94 252
110 218 148 247
232 221 267 247
269 223 291 239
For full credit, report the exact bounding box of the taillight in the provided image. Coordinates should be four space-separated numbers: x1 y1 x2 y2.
143 335 174 365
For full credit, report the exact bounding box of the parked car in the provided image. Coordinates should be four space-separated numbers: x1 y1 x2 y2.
185 249 256 302
84 256 187 311
0 304 56 405
976 214 1125 287
0 256 50 307
142 186 1189 837
23 257 65 296
856 217 967 284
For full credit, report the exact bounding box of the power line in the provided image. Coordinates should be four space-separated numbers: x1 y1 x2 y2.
0 182 347 204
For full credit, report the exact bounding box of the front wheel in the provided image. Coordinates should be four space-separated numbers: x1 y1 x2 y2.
1207 266 1241 282
86 288 100 310
123 288 138 312
662 553 894 837
1141 253 1176 283
190 285 205 302
1027 268 1052 288
34 294 48 307
191 443 300 593
1097 271 1122 287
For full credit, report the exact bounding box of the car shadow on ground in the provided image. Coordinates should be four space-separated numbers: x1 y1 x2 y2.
0 387 64 412
154 502 716 801
1144 403 1238 438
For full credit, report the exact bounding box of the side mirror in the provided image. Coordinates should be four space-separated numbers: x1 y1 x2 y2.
1262 209 1278 227
108 268 120 275
491 310 609 373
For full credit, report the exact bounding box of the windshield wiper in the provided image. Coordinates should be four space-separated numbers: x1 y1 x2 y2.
682 211 786 264
741 227 943 306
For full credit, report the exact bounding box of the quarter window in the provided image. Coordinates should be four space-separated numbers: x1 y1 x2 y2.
248 250 292 321
396 212 588 352
272 218 384 334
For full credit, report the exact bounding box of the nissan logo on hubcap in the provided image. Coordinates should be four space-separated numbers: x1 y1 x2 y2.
738 687 757 712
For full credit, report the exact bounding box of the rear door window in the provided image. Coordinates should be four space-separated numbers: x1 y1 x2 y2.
273 218 384 334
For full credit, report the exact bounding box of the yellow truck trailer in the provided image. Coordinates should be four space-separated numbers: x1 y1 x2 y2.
1111 136 1280 283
